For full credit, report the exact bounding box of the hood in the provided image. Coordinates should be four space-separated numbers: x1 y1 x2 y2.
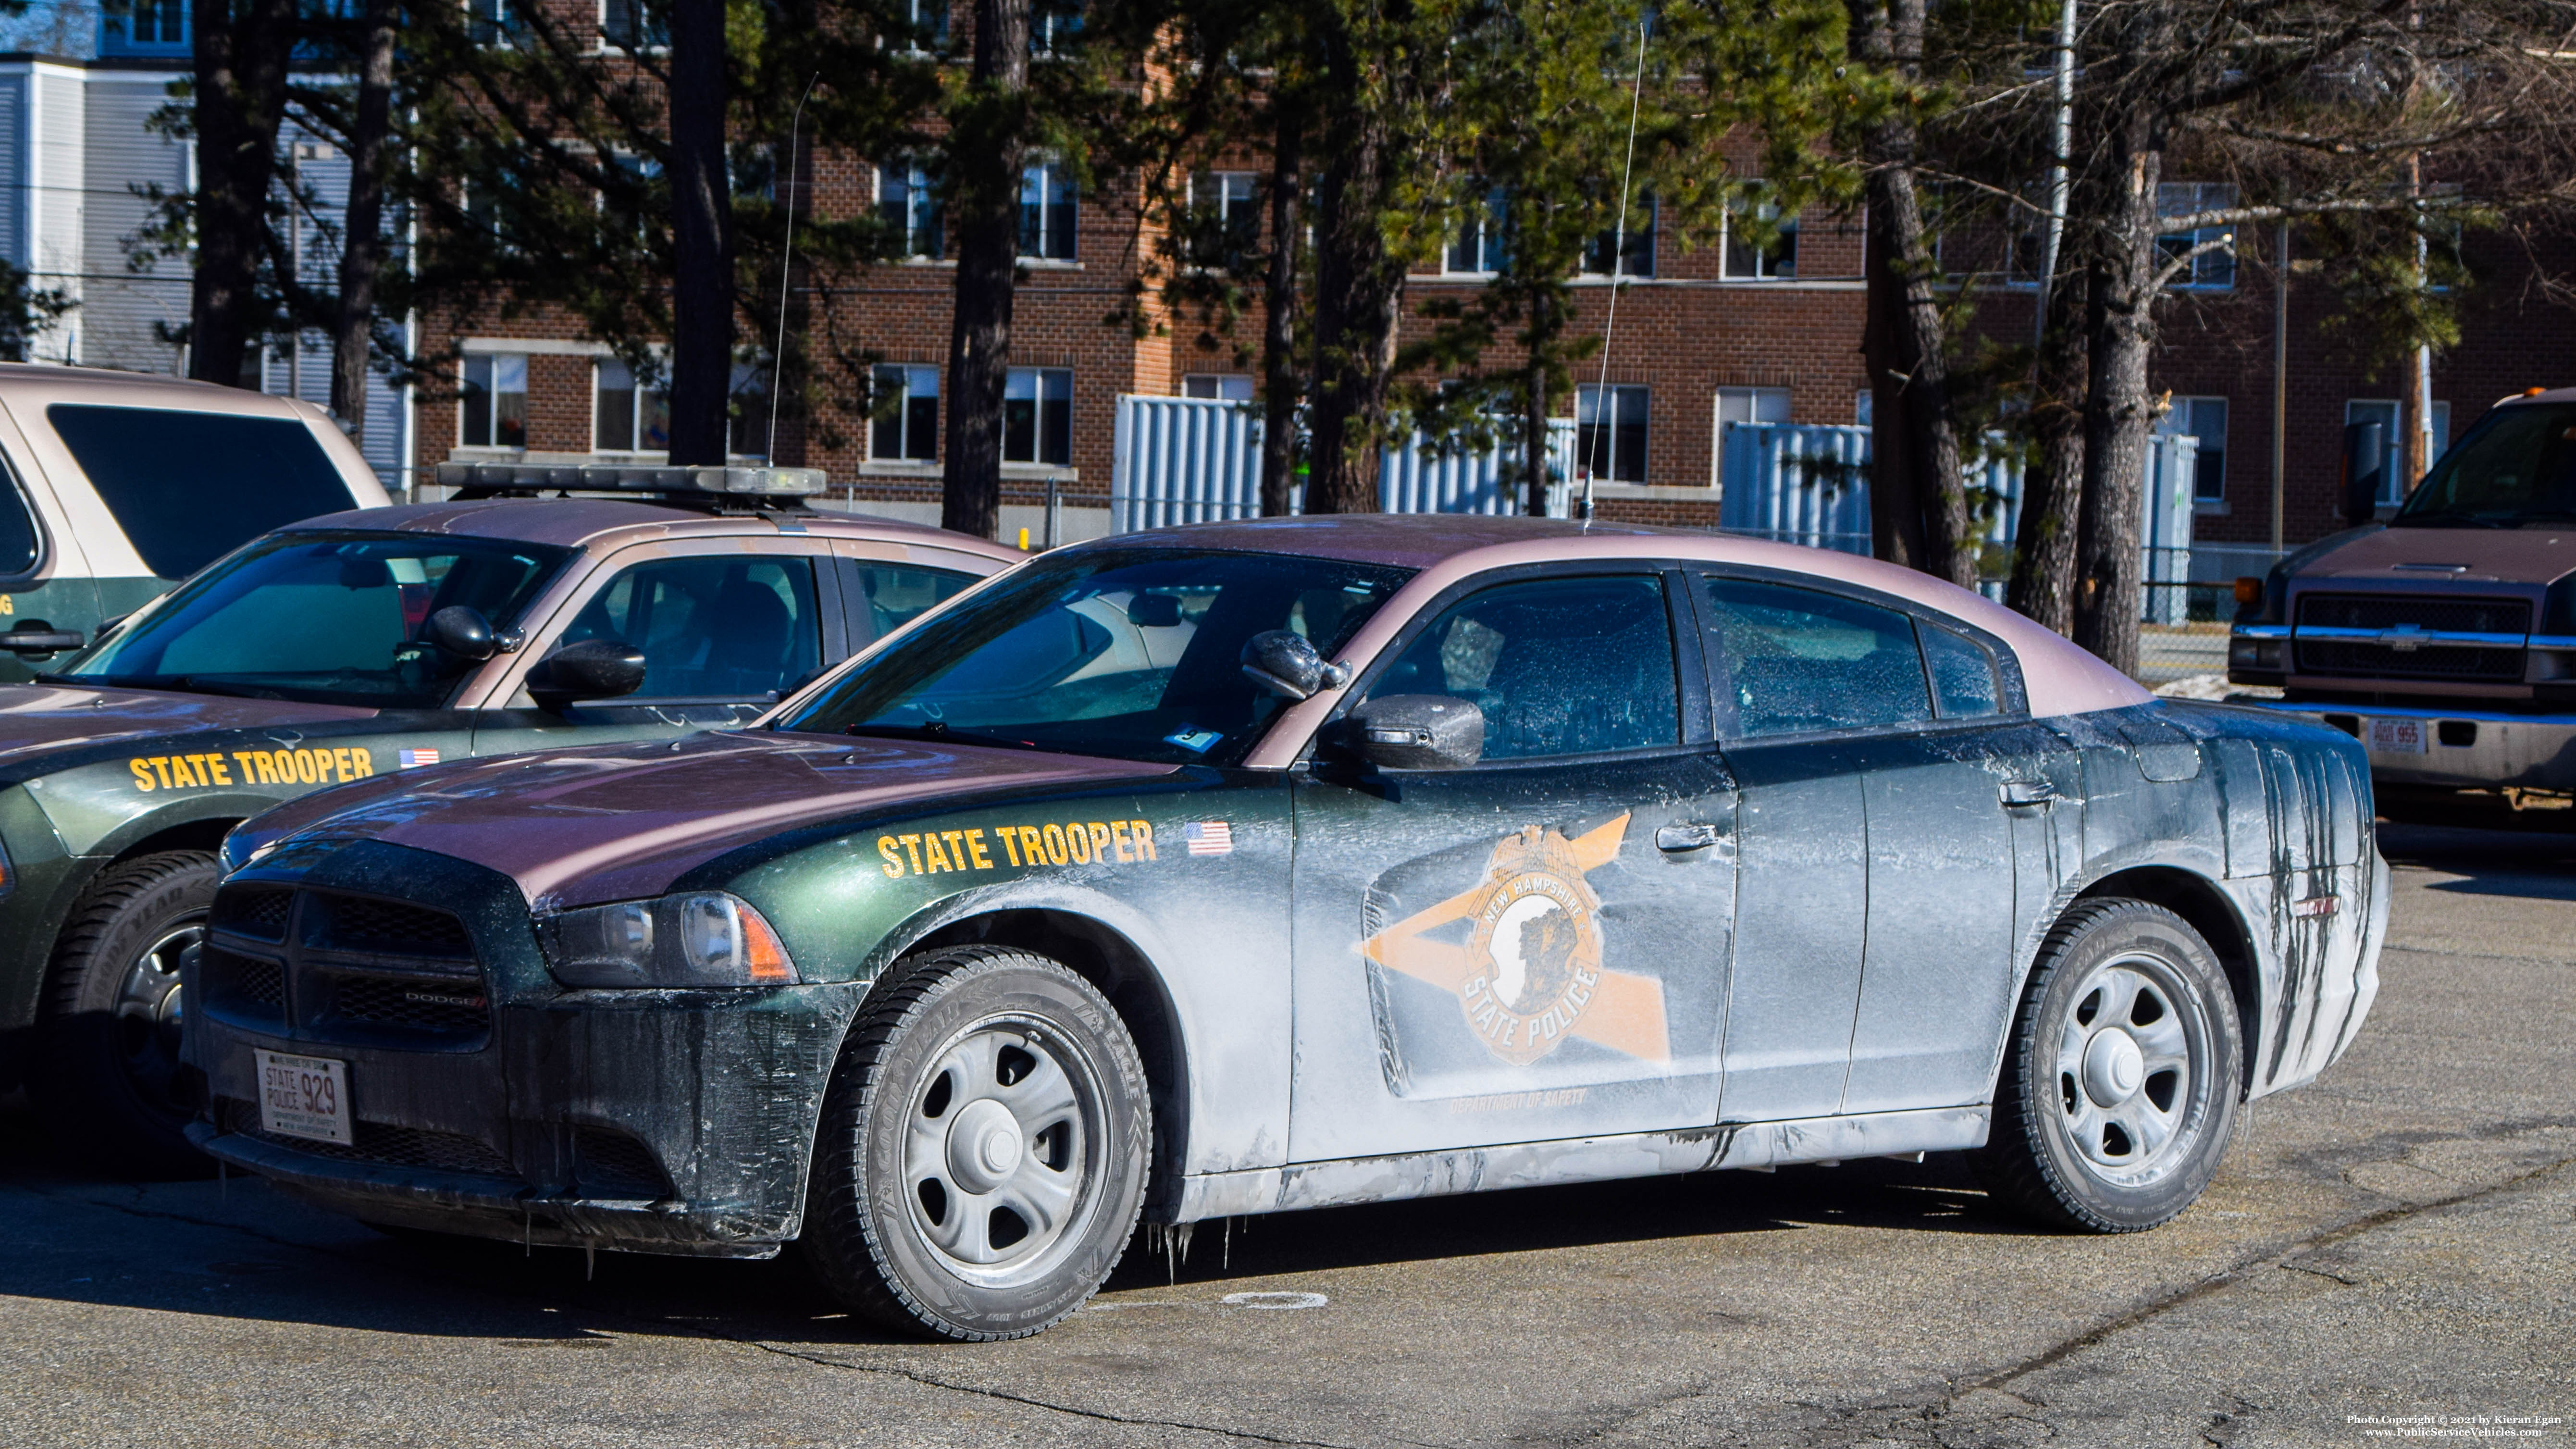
0 684 378 771
2300 525 2576 589
233 729 1180 910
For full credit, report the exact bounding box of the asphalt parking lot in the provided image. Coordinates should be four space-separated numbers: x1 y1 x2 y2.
4 819 2571 1449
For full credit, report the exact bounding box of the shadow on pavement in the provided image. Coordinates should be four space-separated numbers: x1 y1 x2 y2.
2377 818 2576 899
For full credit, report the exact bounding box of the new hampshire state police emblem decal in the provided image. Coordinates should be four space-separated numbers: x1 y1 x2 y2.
1360 813 1670 1066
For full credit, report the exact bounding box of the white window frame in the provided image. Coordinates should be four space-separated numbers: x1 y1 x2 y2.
876 159 944 260
2155 395 2230 511
869 364 941 464
1019 159 1077 262
1577 194 1656 280
1711 386 1793 490
1003 367 1074 468
2157 182 2238 291
1574 384 1649 486
598 0 667 50
1188 171 1260 268
1444 187 1508 277
594 358 670 455
1722 202 1797 280
459 353 529 449
1181 374 1253 401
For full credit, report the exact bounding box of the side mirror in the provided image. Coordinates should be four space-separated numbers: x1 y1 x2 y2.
0 619 86 656
422 606 521 662
1343 694 1485 771
527 639 648 712
1241 630 1352 701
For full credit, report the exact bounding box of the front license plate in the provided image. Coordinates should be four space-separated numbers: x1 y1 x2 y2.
254 1049 351 1145
2368 717 2427 755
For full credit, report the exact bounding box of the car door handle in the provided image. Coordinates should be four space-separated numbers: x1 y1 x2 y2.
2000 780 2057 808
1656 823 1727 852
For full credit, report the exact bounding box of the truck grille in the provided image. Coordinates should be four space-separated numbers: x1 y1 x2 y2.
216 1097 519 1180
2293 592 2530 683
202 883 493 1044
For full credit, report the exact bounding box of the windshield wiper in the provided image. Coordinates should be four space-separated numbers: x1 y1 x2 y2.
169 677 292 702
842 721 1042 751
2390 513 2508 528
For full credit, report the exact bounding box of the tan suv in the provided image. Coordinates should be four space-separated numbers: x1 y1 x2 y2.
0 365 389 682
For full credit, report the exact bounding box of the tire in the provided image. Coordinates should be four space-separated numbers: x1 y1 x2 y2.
1971 898 2242 1233
803 945 1151 1340
30 851 218 1179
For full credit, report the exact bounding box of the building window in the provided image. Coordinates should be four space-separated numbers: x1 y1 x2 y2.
877 159 944 260
2346 398 2452 507
1714 386 1793 489
1182 374 1252 401
1722 201 1797 279
1580 194 1655 279
1031 0 1082 55
1020 161 1077 261
2155 396 2229 504
727 363 771 459
2157 182 2237 290
871 365 940 462
595 359 671 453
1189 172 1260 269
898 0 950 49
1445 187 1508 275
1575 384 1648 485
460 354 528 448
467 0 515 45
1003 368 1073 467
600 0 666 47
109 0 188 47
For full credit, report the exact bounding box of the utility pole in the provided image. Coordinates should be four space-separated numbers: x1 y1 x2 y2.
2402 0 2432 496
2271 221 2287 557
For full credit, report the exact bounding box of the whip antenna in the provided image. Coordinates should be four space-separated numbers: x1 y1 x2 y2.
768 74 820 462
1582 15 1648 525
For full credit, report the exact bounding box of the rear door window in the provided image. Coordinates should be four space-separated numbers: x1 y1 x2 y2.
1701 577 1933 738
0 463 38 577
846 561 978 648
46 405 361 580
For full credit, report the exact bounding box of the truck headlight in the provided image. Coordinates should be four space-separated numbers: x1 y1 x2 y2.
540 892 798 988
2229 637 2283 669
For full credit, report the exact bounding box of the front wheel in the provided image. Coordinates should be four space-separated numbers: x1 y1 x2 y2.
803 946 1151 1340
30 851 219 1179
1972 898 2242 1233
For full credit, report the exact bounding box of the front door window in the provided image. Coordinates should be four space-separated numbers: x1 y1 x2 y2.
558 555 822 701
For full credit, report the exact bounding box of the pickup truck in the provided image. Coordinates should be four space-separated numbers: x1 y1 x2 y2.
2228 385 2576 814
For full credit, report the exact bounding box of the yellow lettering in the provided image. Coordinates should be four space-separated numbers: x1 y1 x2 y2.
1110 821 1134 863
879 836 906 879
1065 823 1093 865
999 828 1024 867
1132 819 1156 860
1087 822 1112 860
922 832 953 873
167 756 198 790
267 751 290 783
148 757 173 790
1020 826 1045 865
205 754 234 786
233 752 261 783
1041 823 1068 866
965 829 994 870
130 759 155 792
900 833 924 874
297 751 319 784
940 830 967 869
352 748 374 778
330 747 352 781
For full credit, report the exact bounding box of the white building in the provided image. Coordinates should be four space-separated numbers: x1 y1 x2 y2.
0 5 413 491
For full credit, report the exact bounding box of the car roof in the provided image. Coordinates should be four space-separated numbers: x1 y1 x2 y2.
272 497 1028 559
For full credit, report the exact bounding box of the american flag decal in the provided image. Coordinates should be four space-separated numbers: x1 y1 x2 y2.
1182 821 1233 856
397 748 441 768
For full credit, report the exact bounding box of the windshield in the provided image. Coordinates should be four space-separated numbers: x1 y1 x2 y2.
776 547 1414 766
2394 403 2576 527
58 531 573 708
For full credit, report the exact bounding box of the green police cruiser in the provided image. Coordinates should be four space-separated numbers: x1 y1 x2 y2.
0 463 1016 1174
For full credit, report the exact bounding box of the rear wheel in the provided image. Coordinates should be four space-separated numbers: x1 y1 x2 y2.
803 946 1150 1340
31 852 218 1179
1972 898 2241 1233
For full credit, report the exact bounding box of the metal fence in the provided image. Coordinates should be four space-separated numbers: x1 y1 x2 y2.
1111 395 1577 532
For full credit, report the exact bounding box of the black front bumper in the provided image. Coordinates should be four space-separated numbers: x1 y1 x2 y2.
183 840 863 1257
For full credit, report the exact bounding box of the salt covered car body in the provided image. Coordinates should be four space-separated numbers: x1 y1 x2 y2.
186 517 2385 1339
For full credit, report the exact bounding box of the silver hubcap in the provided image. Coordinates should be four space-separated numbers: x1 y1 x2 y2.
902 1019 1101 1287
2054 955 2207 1186
116 920 200 1115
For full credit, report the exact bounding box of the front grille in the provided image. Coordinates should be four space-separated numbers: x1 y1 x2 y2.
2295 592 2531 682
204 881 493 1042
305 892 474 963
201 947 286 1022
2296 593 2532 635
216 1097 519 1180
212 886 294 941
317 974 491 1034
573 1126 672 1200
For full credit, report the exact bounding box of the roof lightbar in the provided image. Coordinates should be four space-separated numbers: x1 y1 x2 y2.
432 462 828 497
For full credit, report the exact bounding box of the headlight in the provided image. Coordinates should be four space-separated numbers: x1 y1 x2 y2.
540 892 798 988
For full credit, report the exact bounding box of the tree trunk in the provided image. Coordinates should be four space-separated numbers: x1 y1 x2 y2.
665 0 738 465
2070 140 2163 674
1304 23 1399 516
329 0 398 446
1852 0 1970 588
1258 102 1303 519
941 0 1032 538
1521 285 1555 516
189 0 298 386
2008 266 2089 634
